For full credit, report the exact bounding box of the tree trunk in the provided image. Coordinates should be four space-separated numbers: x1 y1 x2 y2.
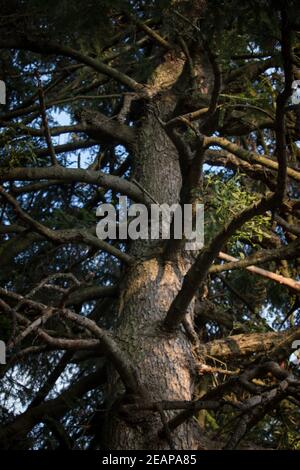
103 49 213 450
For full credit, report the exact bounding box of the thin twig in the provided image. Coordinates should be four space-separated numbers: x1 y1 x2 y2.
37 74 60 166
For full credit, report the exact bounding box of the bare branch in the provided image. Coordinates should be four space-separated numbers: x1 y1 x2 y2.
210 243 300 292
59 308 141 394
127 13 172 50
0 167 150 204
66 285 118 306
204 136 300 183
202 327 300 361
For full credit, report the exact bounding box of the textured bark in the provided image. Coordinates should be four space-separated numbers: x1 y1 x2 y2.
102 47 212 450
105 258 199 449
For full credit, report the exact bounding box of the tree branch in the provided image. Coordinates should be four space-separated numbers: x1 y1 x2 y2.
202 326 300 361
210 242 300 292
0 366 106 449
164 26 294 329
0 167 149 204
65 285 118 306
37 79 60 166
204 136 300 182
0 186 133 264
0 37 146 93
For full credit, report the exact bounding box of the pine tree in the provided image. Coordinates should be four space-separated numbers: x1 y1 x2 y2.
0 0 300 450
